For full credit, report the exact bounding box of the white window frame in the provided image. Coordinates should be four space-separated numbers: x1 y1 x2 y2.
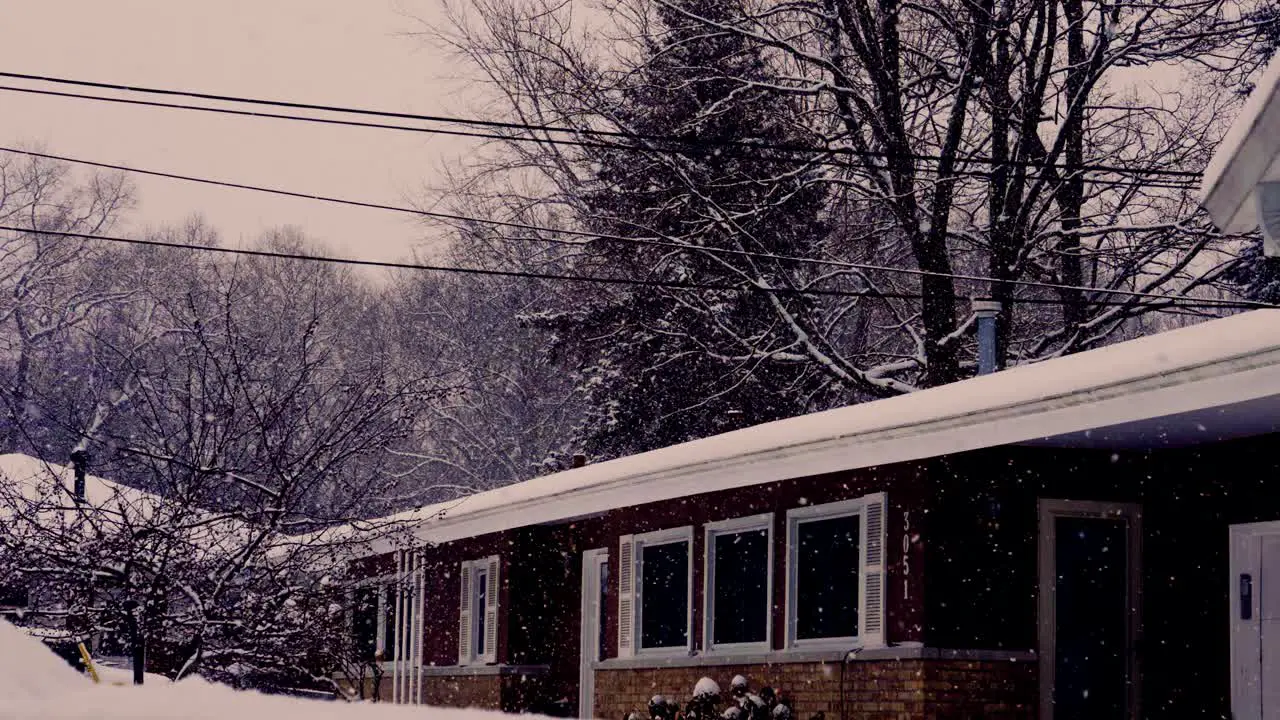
784 493 886 650
458 556 500 666
703 513 774 654
632 526 695 657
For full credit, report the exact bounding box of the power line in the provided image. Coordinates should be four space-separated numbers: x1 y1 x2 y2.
0 224 1267 311
0 83 1198 193
0 145 1257 309
0 71 1207 182
0 84 1200 192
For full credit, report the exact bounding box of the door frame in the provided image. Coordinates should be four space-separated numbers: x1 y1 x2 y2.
579 548 609 718
1038 499 1143 720
1228 519 1280 720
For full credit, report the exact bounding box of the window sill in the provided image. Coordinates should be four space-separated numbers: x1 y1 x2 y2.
362 663 550 677
595 646 1035 670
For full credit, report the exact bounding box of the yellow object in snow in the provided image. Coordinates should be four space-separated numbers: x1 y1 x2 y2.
76 642 100 685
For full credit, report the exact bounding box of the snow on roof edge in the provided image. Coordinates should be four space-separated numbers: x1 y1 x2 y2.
1201 53 1280 216
349 311 1280 554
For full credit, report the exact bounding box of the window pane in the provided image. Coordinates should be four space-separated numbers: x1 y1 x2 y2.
640 541 689 649
353 587 379 661
796 515 859 640
383 585 397 661
476 570 488 656
712 529 769 646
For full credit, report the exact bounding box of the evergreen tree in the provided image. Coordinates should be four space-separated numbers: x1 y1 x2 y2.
560 0 832 458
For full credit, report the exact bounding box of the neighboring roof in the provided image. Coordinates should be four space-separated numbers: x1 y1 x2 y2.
359 311 1280 554
0 453 160 522
0 454 253 552
0 450 153 502
1202 53 1280 233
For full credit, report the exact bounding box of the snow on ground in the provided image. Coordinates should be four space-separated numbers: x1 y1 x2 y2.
0 620 538 720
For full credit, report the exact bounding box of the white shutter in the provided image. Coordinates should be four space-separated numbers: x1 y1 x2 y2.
617 535 635 658
860 492 887 648
482 556 500 664
458 562 473 664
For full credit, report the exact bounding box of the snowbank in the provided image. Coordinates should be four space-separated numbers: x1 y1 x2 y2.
0 620 534 720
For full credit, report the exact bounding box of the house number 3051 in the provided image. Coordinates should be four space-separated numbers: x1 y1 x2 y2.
901 510 911 601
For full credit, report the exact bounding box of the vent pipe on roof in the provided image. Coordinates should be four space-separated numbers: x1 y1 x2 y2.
69 450 88 503
571 454 587 469
973 300 1003 376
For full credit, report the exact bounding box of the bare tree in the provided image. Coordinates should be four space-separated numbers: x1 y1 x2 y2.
0 150 135 451
0 232 441 693
430 0 1276 425
386 228 588 490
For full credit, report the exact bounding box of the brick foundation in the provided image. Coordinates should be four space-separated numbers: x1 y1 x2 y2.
594 659 1036 720
344 667 553 712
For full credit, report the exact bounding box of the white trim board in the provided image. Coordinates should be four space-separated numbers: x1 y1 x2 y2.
344 311 1280 556
1203 53 1280 233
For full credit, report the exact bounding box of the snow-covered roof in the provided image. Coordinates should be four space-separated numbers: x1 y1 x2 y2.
357 311 1280 554
0 453 256 553
1202 53 1280 233
0 453 161 523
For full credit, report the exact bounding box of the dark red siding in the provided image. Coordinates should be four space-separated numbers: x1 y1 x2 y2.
353 461 931 711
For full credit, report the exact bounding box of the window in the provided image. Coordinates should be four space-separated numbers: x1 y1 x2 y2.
475 566 488 657
348 580 400 662
617 527 693 657
704 513 773 652
352 586 380 661
785 493 887 649
382 584 399 661
458 556 499 665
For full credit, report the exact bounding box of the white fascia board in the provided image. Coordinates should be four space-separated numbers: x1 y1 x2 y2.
1202 54 1280 233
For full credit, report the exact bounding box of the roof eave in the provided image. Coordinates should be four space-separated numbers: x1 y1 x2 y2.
359 340 1280 554
1203 62 1280 234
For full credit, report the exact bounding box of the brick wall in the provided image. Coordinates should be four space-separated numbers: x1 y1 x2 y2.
593 659 1035 720
421 674 503 709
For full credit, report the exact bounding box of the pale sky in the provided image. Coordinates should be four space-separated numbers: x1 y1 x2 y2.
0 1 483 263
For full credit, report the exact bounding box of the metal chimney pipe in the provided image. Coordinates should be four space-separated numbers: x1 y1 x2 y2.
69 450 89 503
973 300 1004 376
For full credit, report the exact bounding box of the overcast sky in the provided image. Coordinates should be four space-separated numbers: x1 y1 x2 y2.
0 1 481 263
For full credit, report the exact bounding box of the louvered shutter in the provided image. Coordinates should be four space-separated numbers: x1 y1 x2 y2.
482 556 500 664
860 492 887 647
458 562 473 664
617 535 635 658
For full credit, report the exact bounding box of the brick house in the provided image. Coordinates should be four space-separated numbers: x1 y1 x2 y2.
340 310 1280 720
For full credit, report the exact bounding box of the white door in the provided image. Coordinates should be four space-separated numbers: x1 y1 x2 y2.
579 549 608 719
1230 522 1280 720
